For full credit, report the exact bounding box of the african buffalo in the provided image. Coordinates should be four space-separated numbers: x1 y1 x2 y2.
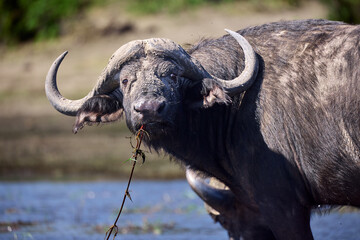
45 19 360 239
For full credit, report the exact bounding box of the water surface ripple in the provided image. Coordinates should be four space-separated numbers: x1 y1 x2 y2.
0 181 359 240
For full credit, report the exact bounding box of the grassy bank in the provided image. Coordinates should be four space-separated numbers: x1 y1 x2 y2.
0 115 184 181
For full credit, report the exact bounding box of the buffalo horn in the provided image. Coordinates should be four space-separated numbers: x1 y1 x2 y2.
45 41 145 116
214 29 259 96
45 51 96 116
45 32 258 116
186 168 236 214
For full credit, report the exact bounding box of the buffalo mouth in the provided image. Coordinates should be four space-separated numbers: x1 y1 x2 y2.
130 98 178 137
135 120 172 132
132 119 174 139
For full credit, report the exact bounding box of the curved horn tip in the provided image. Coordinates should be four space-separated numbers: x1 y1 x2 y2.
45 50 81 116
58 51 68 62
224 29 245 41
50 51 69 68
224 28 234 34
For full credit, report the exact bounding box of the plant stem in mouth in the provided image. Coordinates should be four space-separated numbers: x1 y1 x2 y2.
105 125 146 240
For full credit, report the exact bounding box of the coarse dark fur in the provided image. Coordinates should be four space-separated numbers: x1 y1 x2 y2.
73 19 360 239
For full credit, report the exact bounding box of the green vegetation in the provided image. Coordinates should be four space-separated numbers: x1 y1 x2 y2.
321 0 360 24
128 0 360 24
127 0 230 14
1 0 360 45
0 0 90 44
127 0 302 15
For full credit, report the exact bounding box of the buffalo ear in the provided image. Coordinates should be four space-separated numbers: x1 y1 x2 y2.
73 95 123 133
201 78 231 108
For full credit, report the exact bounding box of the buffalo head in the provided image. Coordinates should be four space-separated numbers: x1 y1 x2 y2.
45 30 258 138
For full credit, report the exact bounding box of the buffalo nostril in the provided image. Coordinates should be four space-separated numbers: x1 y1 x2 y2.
134 102 143 113
134 99 166 116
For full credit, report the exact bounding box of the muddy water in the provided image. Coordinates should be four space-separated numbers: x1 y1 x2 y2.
1 181 359 240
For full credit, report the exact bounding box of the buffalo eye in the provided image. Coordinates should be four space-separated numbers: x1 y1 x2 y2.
170 73 177 82
122 79 128 85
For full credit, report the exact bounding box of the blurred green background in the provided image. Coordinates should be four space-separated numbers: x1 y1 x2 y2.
1 0 359 45
0 0 359 181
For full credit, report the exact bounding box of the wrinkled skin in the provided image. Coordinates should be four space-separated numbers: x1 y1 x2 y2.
46 19 360 240
120 56 183 133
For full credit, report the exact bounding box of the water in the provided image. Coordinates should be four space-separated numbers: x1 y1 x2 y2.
0 181 359 240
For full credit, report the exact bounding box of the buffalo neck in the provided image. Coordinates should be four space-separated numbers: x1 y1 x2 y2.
153 94 253 187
